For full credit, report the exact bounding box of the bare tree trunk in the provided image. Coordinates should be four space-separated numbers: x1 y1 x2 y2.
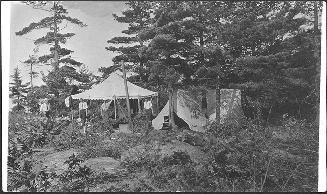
18 95 20 107
168 82 175 128
31 63 33 89
53 1 59 70
122 61 133 130
216 86 220 125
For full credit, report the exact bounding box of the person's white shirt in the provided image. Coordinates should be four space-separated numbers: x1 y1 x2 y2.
79 102 88 110
40 102 50 112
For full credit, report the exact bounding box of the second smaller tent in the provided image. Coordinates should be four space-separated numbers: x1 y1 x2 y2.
152 90 207 132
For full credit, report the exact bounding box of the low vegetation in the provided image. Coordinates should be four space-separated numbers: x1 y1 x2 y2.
8 109 318 192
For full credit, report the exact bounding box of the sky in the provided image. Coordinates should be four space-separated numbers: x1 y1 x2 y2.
10 1 129 86
8 1 322 87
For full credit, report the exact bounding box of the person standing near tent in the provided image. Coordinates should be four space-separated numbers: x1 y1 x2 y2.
144 98 153 120
78 98 88 133
65 95 73 120
40 98 51 119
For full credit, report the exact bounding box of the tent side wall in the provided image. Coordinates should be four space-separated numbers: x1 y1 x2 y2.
152 89 207 132
220 89 245 126
206 89 216 117
209 89 245 127
153 88 245 132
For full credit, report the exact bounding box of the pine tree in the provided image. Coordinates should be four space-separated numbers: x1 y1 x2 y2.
22 47 41 89
104 1 322 122
105 1 153 83
135 2 232 88
16 1 87 97
221 1 322 120
10 67 29 108
77 64 100 91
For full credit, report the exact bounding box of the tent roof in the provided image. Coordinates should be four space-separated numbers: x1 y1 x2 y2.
72 73 157 100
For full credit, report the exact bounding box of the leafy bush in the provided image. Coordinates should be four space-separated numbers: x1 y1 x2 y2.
7 109 318 192
51 123 88 151
24 86 50 113
12 104 25 112
56 154 93 192
204 117 318 192
7 157 37 192
81 132 140 160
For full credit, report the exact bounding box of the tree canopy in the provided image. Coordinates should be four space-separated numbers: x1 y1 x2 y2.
16 1 88 97
105 1 322 121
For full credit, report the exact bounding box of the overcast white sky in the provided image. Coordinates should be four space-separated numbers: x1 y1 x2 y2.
9 1 129 86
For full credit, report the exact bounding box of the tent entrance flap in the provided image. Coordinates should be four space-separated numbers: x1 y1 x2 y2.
152 90 207 132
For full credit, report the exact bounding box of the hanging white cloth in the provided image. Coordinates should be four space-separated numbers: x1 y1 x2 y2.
65 97 70 107
144 100 152 109
101 100 112 112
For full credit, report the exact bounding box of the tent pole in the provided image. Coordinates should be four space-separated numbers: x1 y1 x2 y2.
156 95 159 116
138 95 141 114
168 83 175 128
114 96 117 120
121 61 133 130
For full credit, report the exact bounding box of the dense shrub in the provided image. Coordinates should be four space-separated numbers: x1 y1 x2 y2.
51 123 89 151
204 117 318 192
121 147 214 192
53 154 93 192
8 108 318 192
12 104 25 112
75 121 141 160
24 86 50 113
7 157 37 192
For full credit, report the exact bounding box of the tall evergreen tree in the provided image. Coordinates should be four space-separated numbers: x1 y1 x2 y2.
16 1 87 97
135 1 233 89
105 1 322 122
10 67 29 107
76 64 100 91
105 1 153 83
22 47 41 89
221 1 322 120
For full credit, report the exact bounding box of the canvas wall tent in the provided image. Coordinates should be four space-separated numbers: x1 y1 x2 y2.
71 73 158 100
153 88 245 132
209 89 245 127
71 72 158 120
152 89 208 133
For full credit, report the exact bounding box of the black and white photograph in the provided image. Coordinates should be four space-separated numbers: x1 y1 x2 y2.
1 1 326 192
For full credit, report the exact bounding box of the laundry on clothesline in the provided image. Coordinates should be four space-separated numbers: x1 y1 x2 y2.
65 96 72 108
143 100 152 109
